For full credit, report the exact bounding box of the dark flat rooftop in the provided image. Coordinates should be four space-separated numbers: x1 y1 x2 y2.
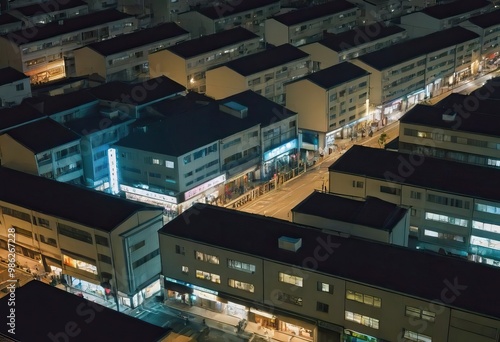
0 103 45 132
3 9 133 44
167 27 259 58
198 0 279 19
161 203 500 320
272 0 357 26
0 281 170 342
319 24 406 52
0 66 28 85
357 26 479 70
0 167 161 231
292 191 408 231
295 61 369 89
116 90 295 156
24 89 98 115
64 113 134 136
86 22 189 56
421 0 492 19
468 8 500 28
5 118 80 153
401 103 500 137
0 13 21 26
224 44 309 76
14 0 88 17
88 76 185 105
329 145 500 202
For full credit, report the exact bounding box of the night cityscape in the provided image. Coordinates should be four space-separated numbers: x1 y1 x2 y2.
0 0 500 341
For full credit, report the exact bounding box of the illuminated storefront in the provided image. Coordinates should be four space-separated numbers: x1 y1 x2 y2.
262 139 298 180
343 329 379 342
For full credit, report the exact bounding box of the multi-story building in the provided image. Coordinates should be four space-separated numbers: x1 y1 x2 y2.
461 9 500 71
145 0 189 23
111 90 297 214
265 0 358 47
0 167 165 310
351 26 480 125
348 0 403 23
0 13 22 35
206 44 311 105
74 22 190 82
88 76 187 118
285 62 370 153
148 27 263 94
329 144 500 266
0 9 136 84
24 89 100 124
398 99 500 169
0 118 83 183
159 203 500 342
400 0 493 38
0 67 32 108
0 103 44 135
300 24 407 69
0 281 171 341
7 0 89 25
291 191 410 246
176 0 280 38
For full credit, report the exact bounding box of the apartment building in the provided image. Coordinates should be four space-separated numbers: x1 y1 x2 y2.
0 118 83 183
0 103 44 134
206 44 311 105
400 0 493 38
24 89 100 123
461 9 500 71
0 67 32 108
343 0 403 24
0 167 164 310
145 0 189 23
265 0 358 47
398 99 500 169
351 26 480 125
286 62 370 152
0 281 171 341
329 144 500 266
111 90 297 214
148 27 263 94
0 13 22 35
88 76 187 118
0 9 136 84
159 203 500 342
74 23 190 82
300 23 407 69
291 191 410 246
177 0 280 38
7 0 89 25
111 102 248 214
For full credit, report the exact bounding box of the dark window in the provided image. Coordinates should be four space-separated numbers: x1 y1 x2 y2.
95 235 109 247
16 83 24 91
316 302 329 313
40 235 57 247
130 240 145 252
175 245 185 255
98 253 112 264
132 249 159 268
13 226 32 238
57 223 93 244
1 207 31 223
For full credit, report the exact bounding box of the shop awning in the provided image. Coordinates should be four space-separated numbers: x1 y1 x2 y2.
164 280 193 294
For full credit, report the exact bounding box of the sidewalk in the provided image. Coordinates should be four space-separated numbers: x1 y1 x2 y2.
163 299 312 342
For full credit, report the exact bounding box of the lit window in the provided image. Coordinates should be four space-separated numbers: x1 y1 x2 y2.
279 272 303 287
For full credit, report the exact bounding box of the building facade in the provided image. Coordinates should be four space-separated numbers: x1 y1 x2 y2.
329 145 500 266
206 44 311 105
0 9 136 84
265 0 358 47
286 62 370 155
0 167 164 309
148 27 263 94
74 22 189 82
159 203 500 342
0 67 32 108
